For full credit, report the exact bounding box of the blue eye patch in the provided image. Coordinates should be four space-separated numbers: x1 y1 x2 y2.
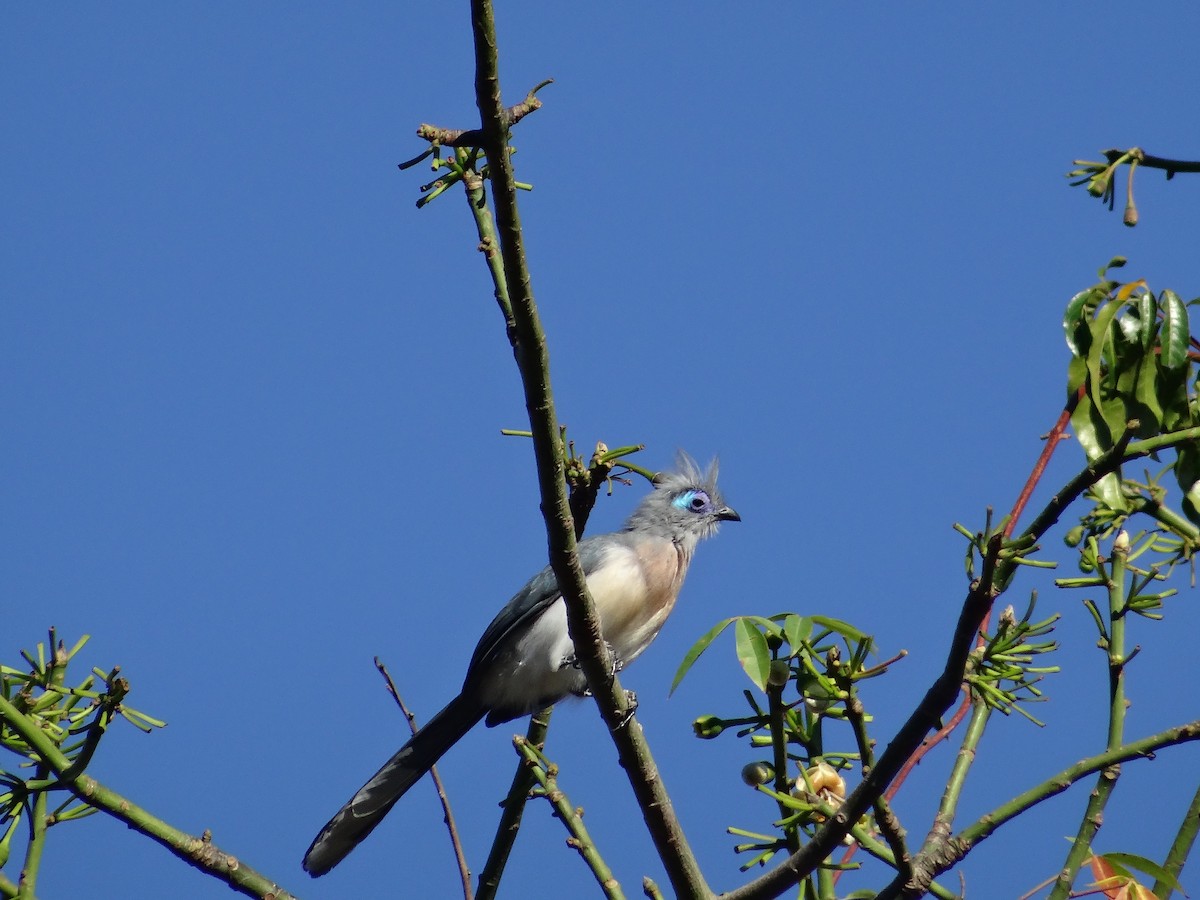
673 490 709 512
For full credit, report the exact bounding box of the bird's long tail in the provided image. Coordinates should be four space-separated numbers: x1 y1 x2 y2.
303 691 485 877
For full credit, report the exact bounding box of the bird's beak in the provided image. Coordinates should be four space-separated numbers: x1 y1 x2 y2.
717 506 741 522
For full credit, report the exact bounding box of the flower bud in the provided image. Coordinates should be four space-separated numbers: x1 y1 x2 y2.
741 762 775 786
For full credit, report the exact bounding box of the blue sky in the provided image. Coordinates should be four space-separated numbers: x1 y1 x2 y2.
5 4 1200 898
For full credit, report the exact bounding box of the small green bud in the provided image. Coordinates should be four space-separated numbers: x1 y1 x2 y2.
767 659 790 689
1079 541 1098 572
692 714 725 739
741 762 775 786
1064 525 1085 547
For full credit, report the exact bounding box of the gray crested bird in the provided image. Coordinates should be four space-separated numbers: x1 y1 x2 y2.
303 453 739 876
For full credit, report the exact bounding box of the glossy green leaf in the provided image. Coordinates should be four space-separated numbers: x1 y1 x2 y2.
1132 353 1164 434
1115 304 1143 350
1099 256 1127 277
1176 443 1200 526
1156 359 1191 432
1066 353 1088 398
783 614 811 654
1070 366 1113 457
1160 289 1189 371
1069 388 1127 511
1063 288 1094 356
1137 289 1157 348
1085 294 1125 398
734 618 772 693
669 617 734 695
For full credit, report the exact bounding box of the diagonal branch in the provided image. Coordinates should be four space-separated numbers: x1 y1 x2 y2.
721 424 1149 900
0 692 297 900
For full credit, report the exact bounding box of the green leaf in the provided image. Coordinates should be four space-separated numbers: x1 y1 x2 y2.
1099 852 1185 894
1132 352 1164 434
1100 256 1127 277
1066 353 1088 398
1178 443 1200 526
1160 289 1189 371
783 614 811 654
734 618 772 693
670 617 734 695
1158 363 1192 432
1137 289 1158 349
1069 387 1127 511
1063 289 1094 356
738 615 785 641
1085 293 1125 399
809 615 873 649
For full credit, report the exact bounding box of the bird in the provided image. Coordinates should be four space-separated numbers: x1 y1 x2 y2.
302 453 740 877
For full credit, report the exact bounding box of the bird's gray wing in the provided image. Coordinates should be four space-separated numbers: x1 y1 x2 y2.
464 535 617 681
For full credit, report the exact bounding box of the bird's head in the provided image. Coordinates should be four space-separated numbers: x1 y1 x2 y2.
627 452 740 547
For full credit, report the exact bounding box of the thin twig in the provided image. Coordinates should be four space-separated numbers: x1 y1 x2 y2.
374 658 472 900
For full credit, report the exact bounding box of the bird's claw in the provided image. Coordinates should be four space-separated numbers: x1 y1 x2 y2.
564 641 625 676
614 690 638 729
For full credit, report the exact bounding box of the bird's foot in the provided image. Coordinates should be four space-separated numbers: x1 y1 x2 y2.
614 691 638 729
563 641 625 676
609 642 625 675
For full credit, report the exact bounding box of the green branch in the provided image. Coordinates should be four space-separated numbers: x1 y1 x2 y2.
870 720 1200 897
1048 534 1132 900
0 693 296 900
725 426 1158 900
842 677 910 883
515 736 625 899
477 708 552 900
765 664 799 856
962 720 1200 846
1154 780 1200 898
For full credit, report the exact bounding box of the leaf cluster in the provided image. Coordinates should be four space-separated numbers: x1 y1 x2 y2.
0 630 164 883
1064 258 1200 520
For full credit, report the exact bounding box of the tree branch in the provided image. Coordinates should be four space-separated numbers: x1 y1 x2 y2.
722 424 1153 900
467 3 710 897
0 692 296 900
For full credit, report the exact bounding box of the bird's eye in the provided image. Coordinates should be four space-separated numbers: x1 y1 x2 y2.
672 489 711 513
